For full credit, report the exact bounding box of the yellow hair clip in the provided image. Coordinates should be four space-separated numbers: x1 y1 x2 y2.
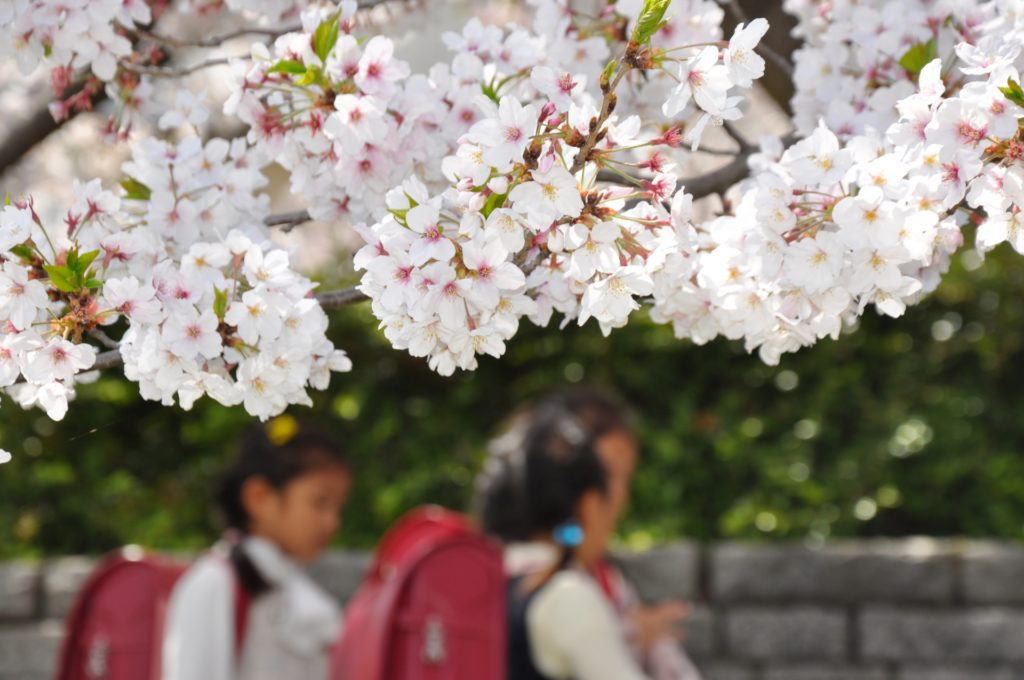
265 414 299 446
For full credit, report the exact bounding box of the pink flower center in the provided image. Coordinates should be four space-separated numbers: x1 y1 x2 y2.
942 162 961 185
956 120 987 145
557 73 577 95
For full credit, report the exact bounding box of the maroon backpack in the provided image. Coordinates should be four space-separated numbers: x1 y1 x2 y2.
331 506 506 680
55 546 251 680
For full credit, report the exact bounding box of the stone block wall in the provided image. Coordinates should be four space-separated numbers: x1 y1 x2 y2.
3 539 1024 679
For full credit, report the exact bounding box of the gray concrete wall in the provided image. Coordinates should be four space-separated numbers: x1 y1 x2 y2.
4 539 1024 679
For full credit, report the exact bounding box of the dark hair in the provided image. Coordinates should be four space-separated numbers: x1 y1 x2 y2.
216 418 349 533
217 419 348 595
475 386 635 546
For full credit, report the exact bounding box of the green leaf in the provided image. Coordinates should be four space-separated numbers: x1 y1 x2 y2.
66 247 78 272
4 193 10 206
898 38 937 77
8 244 35 261
481 192 508 219
313 14 340 64
120 176 151 201
268 59 308 76
631 0 671 46
44 265 78 293
85 279 103 290
76 249 100 273
481 82 500 105
296 65 322 87
999 78 1024 108
213 287 229 322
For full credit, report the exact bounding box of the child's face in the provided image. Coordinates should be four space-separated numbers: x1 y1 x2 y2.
577 429 638 567
247 465 352 563
596 429 638 524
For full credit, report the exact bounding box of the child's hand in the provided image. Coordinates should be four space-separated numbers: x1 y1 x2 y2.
627 600 690 651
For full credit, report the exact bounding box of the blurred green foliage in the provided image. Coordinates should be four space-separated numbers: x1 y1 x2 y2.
2 239 1024 558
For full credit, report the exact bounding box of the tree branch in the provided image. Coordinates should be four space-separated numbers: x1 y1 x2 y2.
682 133 796 199
87 328 120 350
722 120 752 151
595 132 796 199
0 79 104 179
317 287 370 309
264 210 312 232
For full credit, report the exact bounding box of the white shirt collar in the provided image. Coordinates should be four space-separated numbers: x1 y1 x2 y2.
241 535 342 655
505 541 561 575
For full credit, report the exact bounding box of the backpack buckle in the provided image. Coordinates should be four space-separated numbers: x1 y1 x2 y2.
422 615 446 665
86 636 109 678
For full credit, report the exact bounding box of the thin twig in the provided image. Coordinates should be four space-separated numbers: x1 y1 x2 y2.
694 143 743 157
596 132 797 199
570 64 632 175
722 120 752 151
757 44 794 79
87 328 120 350
123 56 234 78
264 210 313 232
682 132 797 198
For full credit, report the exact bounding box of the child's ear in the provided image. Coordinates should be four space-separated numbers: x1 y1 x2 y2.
241 476 274 525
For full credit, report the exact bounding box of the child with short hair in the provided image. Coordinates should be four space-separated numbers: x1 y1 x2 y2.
162 417 352 680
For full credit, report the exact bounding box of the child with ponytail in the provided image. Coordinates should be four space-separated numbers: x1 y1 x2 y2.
476 387 697 680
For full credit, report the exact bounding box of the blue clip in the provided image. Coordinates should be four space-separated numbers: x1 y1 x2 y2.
552 521 584 547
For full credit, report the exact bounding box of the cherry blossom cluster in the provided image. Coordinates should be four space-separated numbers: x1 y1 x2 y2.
0 0 150 81
114 229 352 420
226 3 433 222
0 136 351 420
655 0 1024 363
355 0 772 373
783 0 1007 138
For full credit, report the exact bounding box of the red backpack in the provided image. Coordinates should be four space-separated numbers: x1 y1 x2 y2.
55 546 251 680
332 506 506 680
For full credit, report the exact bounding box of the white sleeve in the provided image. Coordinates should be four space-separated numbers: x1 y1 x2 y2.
527 572 651 680
162 556 235 680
